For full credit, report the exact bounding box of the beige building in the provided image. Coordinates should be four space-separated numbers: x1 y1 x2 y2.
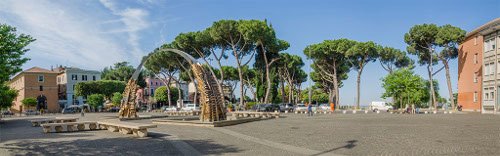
8 67 59 113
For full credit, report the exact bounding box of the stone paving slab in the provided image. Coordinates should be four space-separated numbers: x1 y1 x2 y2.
1 112 500 155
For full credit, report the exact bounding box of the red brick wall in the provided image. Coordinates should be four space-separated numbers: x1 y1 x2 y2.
458 35 483 111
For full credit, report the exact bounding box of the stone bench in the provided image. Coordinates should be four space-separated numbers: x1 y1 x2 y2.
41 121 98 133
165 111 200 116
30 117 79 127
231 112 280 119
97 121 157 137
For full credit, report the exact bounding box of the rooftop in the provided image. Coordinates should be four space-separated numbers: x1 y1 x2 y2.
465 18 500 38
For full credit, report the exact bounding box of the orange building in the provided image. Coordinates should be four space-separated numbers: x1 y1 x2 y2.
8 67 59 113
458 18 499 113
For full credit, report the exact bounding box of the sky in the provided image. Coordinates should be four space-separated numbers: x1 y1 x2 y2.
1 0 499 106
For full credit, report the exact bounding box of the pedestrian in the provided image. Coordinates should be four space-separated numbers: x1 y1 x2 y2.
307 103 313 116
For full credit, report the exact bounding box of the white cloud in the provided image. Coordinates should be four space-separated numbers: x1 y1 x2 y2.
99 0 150 60
0 0 129 70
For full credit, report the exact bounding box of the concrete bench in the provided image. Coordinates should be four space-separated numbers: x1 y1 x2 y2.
165 111 200 116
231 112 280 119
98 121 157 137
41 121 98 133
30 117 78 127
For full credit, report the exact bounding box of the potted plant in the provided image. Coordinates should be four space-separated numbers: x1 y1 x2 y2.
227 104 233 112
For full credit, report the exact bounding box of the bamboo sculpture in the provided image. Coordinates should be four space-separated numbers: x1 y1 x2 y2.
118 48 226 121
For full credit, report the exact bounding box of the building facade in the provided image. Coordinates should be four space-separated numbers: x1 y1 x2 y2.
8 67 59 113
458 18 500 113
56 67 101 107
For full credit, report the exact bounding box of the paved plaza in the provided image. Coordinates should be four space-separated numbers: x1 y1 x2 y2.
1 112 499 156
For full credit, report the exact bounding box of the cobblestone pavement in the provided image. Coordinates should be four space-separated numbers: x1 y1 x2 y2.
1 112 499 156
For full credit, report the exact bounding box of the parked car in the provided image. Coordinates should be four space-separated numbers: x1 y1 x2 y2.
295 104 317 112
181 104 200 111
318 104 330 111
370 101 393 112
2 111 14 116
256 104 280 112
24 110 40 115
164 106 178 112
62 107 77 114
295 103 308 112
251 104 266 111
279 103 294 112
108 107 120 112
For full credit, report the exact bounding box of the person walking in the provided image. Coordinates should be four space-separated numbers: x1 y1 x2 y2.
307 103 313 116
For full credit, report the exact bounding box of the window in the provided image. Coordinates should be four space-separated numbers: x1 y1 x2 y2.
498 61 500 74
474 72 478 83
491 63 495 75
92 75 96 81
82 75 88 81
155 82 158 85
72 74 78 80
485 64 489 76
491 91 495 100
474 36 478 45
474 54 478 64
73 85 75 90
39 85 43 91
151 89 154 96
474 91 478 102
57 77 61 83
38 75 44 82
484 40 488 51
150 82 153 85
485 92 489 101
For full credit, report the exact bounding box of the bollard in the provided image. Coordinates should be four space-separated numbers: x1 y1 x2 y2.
444 111 448 114
343 110 347 114
352 110 357 114
433 111 437 114
424 111 428 114
449 111 452 114
364 110 368 114
390 111 393 114
376 110 380 114
295 111 298 114
285 110 288 114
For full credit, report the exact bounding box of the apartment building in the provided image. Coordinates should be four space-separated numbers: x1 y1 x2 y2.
458 18 500 113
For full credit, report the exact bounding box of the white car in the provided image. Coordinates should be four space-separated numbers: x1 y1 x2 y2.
163 106 177 112
295 104 307 111
181 104 200 111
295 104 317 112
318 104 330 111
370 101 393 112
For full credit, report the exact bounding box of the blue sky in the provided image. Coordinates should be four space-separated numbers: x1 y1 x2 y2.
1 0 499 105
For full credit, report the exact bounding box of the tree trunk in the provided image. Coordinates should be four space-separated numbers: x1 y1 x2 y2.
427 62 437 110
175 80 182 108
280 80 286 103
263 57 272 103
356 69 362 109
236 63 245 108
288 83 292 103
336 87 340 110
166 78 172 107
443 60 455 111
215 59 226 104
166 87 172 107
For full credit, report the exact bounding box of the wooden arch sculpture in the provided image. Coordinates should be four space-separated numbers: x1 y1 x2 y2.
118 48 226 122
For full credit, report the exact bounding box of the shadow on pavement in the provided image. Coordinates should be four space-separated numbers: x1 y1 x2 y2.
311 140 357 156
